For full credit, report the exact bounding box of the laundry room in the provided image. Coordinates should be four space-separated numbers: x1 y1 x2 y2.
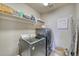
0 3 79 56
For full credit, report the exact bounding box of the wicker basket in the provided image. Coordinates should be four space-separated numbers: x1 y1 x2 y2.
0 3 15 14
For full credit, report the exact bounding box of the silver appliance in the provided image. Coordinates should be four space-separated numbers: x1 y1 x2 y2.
18 34 46 56
35 28 52 56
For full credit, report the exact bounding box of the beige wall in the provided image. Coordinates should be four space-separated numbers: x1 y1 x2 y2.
75 4 79 28
41 4 76 52
0 3 40 56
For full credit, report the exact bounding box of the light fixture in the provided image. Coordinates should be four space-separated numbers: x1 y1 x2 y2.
43 3 48 6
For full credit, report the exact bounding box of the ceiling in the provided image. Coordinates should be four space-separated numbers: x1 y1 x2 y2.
27 3 67 14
